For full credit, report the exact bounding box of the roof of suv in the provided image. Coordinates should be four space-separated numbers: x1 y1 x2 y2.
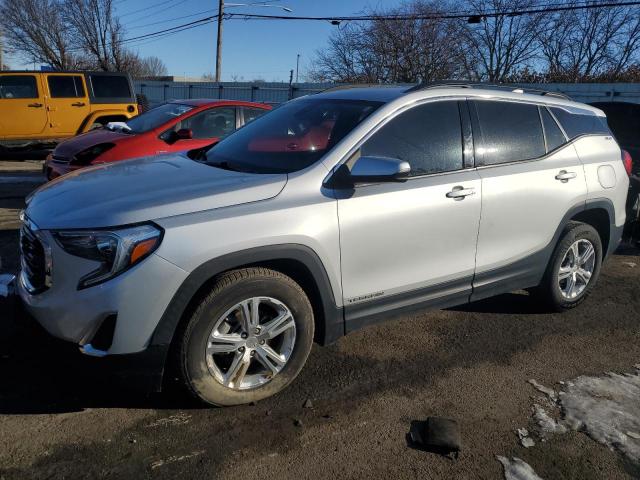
315 83 603 116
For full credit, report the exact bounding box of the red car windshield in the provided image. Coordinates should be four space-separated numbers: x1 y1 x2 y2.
125 103 194 134
204 98 382 174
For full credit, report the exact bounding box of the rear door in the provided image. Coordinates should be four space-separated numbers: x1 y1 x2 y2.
0 74 47 138
470 99 587 299
44 73 90 135
337 100 482 330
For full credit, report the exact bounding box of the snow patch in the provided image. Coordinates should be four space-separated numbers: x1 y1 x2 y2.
497 456 545 480
517 428 535 448
533 404 567 435
528 379 558 403
560 370 640 463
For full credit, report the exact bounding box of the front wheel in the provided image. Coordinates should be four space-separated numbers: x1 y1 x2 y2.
539 222 603 311
177 268 314 406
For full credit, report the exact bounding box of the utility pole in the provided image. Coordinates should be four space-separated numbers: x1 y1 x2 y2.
0 27 4 71
215 0 224 82
295 53 300 83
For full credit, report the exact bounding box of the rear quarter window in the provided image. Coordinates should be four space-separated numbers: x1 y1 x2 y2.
89 75 132 99
549 107 610 139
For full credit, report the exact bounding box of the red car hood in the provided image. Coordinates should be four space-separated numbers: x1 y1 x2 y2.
53 129 134 160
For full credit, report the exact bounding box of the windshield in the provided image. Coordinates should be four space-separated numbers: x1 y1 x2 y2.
125 103 194 134
204 98 382 174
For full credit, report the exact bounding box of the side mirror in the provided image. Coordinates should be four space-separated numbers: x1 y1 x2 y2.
176 128 193 140
348 156 410 184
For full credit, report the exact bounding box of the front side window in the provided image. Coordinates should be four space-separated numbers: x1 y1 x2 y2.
48 75 85 98
89 75 131 98
205 98 382 174
125 103 194 134
172 107 236 139
360 101 463 176
0 75 38 99
474 100 545 165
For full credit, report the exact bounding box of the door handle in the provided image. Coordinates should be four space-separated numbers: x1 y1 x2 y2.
555 170 577 182
71 102 86 107
446 186 476 200
28 103 43 108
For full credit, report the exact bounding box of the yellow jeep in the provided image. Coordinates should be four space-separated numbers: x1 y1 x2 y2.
0 71 140 150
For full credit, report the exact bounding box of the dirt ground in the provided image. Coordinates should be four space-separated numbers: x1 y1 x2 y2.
0 160 639 479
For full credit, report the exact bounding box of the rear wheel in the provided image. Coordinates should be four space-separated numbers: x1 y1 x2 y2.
177 268 314 406
538 222 602 311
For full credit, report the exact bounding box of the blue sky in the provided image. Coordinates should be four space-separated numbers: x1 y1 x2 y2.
7 0 403 80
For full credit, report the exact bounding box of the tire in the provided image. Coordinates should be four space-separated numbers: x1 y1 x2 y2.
177 268 314 406
136 94 149 113
538 221 603 311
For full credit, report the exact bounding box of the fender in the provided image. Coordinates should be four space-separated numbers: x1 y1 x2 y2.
79 110 136 133
149 244 344 351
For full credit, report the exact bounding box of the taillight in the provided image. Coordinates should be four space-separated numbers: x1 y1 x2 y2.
622 150 633 176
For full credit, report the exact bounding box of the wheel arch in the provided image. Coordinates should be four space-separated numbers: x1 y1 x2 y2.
150 245 344 357
571 199 617 258
78 111 135 133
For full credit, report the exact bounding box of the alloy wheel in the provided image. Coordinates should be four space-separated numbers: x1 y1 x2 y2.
204 297 296 390
558 239 596 299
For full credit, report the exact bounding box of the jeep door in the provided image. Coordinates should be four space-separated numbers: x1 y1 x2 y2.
469 99 588 300
43 74 90 136
0 74 47 138
336 100 482 331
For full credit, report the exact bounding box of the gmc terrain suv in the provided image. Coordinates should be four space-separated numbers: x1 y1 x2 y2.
17 84 628 406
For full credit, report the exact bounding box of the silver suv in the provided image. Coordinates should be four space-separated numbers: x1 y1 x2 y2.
18 84 628 406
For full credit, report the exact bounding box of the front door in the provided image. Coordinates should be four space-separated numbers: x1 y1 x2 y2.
0 74 47 138
44 74 90 136
336 100 482 331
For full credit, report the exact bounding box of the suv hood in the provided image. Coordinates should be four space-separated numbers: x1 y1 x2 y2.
26 154 287 229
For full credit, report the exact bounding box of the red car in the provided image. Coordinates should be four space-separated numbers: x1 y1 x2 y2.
44 99 271 180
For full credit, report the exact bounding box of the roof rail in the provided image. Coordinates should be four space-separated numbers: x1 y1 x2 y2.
405 82 572 100
320 83 404 93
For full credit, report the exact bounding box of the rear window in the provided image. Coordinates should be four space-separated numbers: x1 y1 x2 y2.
48 75 85 98
474 100 545 165
549 107 609 139
0 75 38 99
89 75 132 99
540 107 566 152
244 107 268 124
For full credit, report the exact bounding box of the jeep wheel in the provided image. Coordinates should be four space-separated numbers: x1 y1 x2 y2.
178 268 314 406
539 222 602 311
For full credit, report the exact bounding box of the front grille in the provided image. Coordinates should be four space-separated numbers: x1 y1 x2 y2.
20 223 48 293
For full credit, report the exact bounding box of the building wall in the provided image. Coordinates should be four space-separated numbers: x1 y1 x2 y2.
133 80 640 107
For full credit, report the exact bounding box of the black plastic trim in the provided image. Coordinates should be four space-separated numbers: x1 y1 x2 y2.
345 276 472 333
149 244 343 350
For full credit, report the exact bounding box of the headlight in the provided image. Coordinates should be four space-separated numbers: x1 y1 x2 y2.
53 224 163 289
71 143 115 165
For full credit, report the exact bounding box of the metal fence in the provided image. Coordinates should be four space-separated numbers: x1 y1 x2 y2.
133 80 640 107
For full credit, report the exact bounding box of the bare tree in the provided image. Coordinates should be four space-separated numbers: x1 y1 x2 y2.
63 0 128 71
310 1 465 83
138 56 167 77
0 0 79 69
539 0 640 81
461 0 545 82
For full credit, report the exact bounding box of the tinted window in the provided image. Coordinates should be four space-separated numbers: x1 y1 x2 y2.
361 101 462 176
244 107 267 124
48 75 85 98
474 101 545 165
541 107 566 152
0 75 38 99
205 99 381 174
126 103 194 134
550 107 609 139
169 107 236 139
90 75 131 98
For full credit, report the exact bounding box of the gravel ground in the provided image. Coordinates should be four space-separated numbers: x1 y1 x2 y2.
0 160 639 480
